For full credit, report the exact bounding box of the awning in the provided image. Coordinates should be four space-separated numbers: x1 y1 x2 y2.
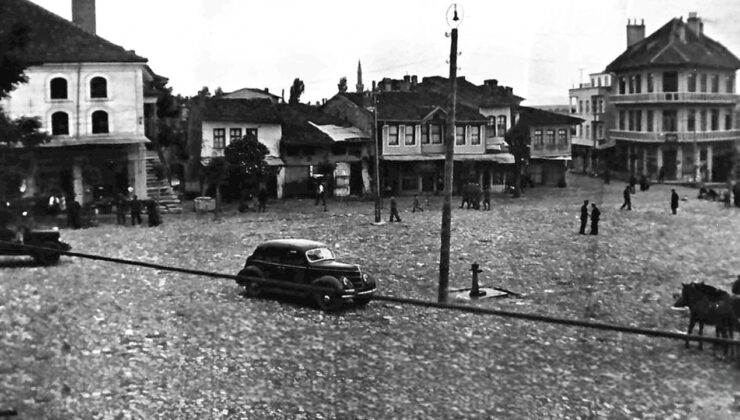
40 135 150 147
381 153 515 164
308 122 370 142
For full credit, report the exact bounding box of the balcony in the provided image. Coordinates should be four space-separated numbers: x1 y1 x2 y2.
610 92 738 105
531 143 570 158
609 129 740 143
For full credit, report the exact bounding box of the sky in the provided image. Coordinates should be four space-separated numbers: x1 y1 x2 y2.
29 0 740 105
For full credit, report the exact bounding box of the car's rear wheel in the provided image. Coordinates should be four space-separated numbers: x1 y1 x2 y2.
238 266 264 297
311 276 344 312
34 242 61 266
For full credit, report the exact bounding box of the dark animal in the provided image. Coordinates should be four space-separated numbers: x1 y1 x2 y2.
673 282 740 356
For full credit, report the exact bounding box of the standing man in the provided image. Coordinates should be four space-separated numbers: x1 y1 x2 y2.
315 181 327 211
130 194 142 226
412 195 424 212
590 203 601 235
670 189 679 215
482 186 491 211
257 187 268 213
620 185 632 210
116 195 127 225
579 200 589 235
389 196 401 222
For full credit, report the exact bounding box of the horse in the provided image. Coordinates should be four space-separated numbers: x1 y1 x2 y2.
673 282 740 356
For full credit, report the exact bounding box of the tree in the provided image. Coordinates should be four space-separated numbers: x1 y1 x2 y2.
289 78 304 104
214 86 225 97
337 77 348 93
0 23 30 99
196 86 211 98
504 122 530 198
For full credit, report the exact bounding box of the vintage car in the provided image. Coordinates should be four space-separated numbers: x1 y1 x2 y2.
0 207 71 265
236 239 376 311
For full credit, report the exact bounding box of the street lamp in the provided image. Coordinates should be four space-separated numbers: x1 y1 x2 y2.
438 3 463 303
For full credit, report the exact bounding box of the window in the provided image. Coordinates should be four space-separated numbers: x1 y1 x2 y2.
50 78 68 99
725 114 733 130
585 100 590 113
388 125 399 146
51 112 69 135
431 124 442 144
635 74 642 93
711 74 719 93
91 110 109 134
229 128 242 143
628 112 634 131
404 125 415 146
546 129 555 145
90 76 107 99
470 126 481 145
634 110 642 131
421 124 430 144
628 75 635 93
700 109 707 131
711 109 719 131
619 77 626 94
496 116 507 136
687 109 695 132
585 125 590 139
487 116 496 137
700 74 707 92
647 73 654 93
687 72 696 92
727 75 735 93
579 100 583 113
662 110 677 132
558 129 567 144
647 110 654 132
598 99 604 113
533 129 543 146
619 110 625 130
213 128 225 149
662 72 678 92
597 125 603 138
455 126 465 145
245 128 258 139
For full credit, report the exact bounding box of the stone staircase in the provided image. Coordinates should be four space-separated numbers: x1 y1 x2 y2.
145 151 183 214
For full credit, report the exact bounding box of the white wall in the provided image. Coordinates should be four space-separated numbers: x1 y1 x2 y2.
201 120 282 159
1 62 146 138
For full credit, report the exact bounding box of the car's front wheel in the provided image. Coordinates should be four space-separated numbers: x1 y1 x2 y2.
238 266 264 297
311 276 344 312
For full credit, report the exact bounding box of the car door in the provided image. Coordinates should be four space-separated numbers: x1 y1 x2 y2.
279 248 306 286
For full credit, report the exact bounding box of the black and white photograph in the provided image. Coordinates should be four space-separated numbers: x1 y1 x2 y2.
2 0 740 418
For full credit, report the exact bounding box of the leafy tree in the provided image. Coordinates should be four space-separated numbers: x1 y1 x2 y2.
196 86 211 98
289 78 304 104
0 23 29 99
214 86 224 97
337 77 348 93
504 122 530 198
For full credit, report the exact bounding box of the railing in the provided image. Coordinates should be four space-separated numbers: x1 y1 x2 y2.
609 129 740 143
610 92 738 104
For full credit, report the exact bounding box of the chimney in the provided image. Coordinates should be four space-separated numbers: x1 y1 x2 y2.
687 12 703 37
72 0 96 34
264 88 269 93
411 75 418 86
401 75 411 91
372 80 376 91
484 79 498 88
626 18 645 47
505 87 513 95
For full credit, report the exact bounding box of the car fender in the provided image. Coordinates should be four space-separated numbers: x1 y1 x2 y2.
237 265 264 286
311 275 342 291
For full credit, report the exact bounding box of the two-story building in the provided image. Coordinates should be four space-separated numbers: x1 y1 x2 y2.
569 72 615 173
0 0 160 204
606 13 740 182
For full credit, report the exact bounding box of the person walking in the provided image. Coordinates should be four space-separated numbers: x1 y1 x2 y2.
620 185 632 210
130 195 142 226
482 187 491 211
590 203 601 235
257 187 268 213
315 182 327 211
670 189 679 215
412 195 424 212
146 200 161 227
579 200 589 235
116 195 128 225
389 196 401 222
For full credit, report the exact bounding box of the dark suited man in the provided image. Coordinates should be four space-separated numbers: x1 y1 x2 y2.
620 185 632 210
579 200 589 234
670 189 679 215
590 203 601 235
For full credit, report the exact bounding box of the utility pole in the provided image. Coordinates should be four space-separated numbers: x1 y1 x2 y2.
439 4 462 303
373 93 382 222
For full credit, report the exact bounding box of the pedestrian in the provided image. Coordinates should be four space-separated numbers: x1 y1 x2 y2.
130 194 142 225
412 194 424 212
116 195 127 225
590 203 601 235
639 174 649 191
670 189 679 215
389 196 401 222
66 195 75 228
482 187 491 211
620 185 632 210
315 181 327 211
71 199 81 229
146 200 161 227
459 183 469 209
579 200 589 235
257 187 268 213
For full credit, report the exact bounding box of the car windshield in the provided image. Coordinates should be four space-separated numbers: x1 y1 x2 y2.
305 247 334 263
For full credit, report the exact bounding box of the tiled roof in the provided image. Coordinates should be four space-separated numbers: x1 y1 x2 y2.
606 18 740 72
418 76 524 108
222 88 281 101
0 0 147 64
514 106 583 127
375 91 485 122
278 103 365 146
202 98 282 124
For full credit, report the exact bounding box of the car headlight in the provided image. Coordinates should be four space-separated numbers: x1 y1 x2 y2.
340 276 352 288
362 273 369 283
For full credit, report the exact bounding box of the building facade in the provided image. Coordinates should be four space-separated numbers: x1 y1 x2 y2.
569 72 615 173
0 0 159 204
606 14 740 182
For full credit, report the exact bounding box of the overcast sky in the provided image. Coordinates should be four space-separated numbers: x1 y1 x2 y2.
29 0 740 105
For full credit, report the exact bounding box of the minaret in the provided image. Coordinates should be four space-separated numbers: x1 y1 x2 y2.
356 60 365 93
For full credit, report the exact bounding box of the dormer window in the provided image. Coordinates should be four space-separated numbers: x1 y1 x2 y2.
90 77 108 99
50 78 68 99
92 110 109 134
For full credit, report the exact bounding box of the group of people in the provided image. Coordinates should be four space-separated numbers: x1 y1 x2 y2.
579 200 601 235
116 195 161 227
459 182 492 211
620 182 681 215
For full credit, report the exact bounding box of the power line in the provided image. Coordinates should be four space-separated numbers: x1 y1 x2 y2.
3 240 739 348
